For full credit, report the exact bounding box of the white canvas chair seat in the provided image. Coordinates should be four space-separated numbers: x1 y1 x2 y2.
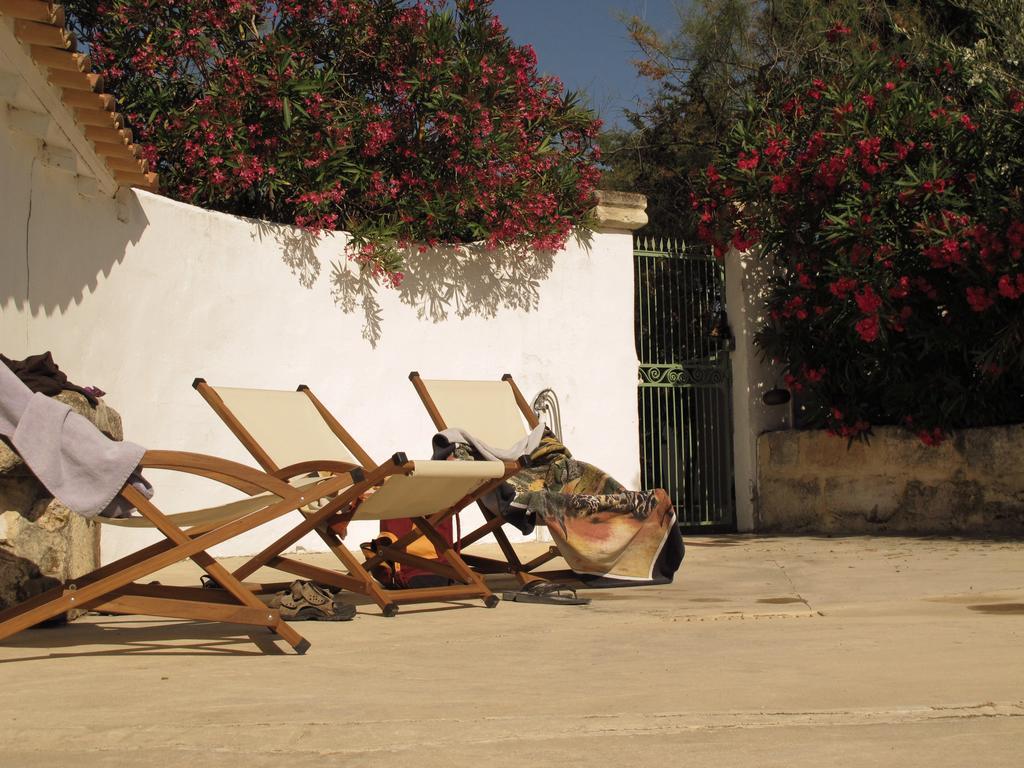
353 460 506 521
412 379 533 449
194 380 509 616
101 474 331 529
409 372 575 586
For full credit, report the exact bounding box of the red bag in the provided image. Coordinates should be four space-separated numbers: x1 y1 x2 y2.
362 516 455 589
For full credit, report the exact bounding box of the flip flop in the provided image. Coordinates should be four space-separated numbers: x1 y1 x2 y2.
502 581 590 605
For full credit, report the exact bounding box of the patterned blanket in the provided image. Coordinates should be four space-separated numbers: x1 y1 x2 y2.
452 434 685 583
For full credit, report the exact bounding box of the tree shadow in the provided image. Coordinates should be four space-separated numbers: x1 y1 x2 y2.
329 230 595 347
257 218 595 347
251 219 322 289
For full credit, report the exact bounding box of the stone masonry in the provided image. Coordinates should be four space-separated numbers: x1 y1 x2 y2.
757 425 1024 535
0 392 119 612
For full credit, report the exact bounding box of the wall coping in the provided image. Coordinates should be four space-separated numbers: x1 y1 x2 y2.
594 190 648 232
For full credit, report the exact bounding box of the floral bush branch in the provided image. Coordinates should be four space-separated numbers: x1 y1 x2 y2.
66 0 602 282
692 20 1024 443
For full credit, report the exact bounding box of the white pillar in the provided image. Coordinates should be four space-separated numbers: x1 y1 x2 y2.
725 247 789 531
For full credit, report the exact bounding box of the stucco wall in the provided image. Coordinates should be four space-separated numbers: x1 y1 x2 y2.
1 126 642 563
757 426 1024 535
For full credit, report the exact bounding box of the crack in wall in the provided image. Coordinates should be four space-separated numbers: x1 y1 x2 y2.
24 156 36 347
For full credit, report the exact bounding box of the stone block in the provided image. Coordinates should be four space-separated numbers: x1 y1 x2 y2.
797 430 882 472
823 475 906 533
758 431 798 470
757 425 1024 535
960 424 1024 483
756 476 822 531
876 426 959 476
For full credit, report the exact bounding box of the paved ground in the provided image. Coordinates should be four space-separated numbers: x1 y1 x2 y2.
1 535 1022 767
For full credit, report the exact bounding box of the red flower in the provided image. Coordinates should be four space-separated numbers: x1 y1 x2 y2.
737 150 760 171
855 286 882 314
855 315 880 342
828 276 858 299
966 287 993 312
826 23 852 43
997 275 1021 299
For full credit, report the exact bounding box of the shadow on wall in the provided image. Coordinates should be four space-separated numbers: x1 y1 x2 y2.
260 223 593 347
253 219 322 289
3 187 150 316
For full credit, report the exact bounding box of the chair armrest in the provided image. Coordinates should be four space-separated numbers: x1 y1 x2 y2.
272 460 362 481
139 450 312 497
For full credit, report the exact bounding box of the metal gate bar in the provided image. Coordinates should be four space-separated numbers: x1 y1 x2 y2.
634 237 736 531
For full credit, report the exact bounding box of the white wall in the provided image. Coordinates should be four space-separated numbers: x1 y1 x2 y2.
2 126 642 562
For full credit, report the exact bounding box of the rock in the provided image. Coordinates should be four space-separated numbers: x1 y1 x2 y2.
0 392 115 618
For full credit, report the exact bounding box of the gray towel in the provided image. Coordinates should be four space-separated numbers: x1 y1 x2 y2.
0 363 149 518
432 425 545 463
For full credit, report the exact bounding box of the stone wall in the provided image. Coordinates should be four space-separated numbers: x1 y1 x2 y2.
757 425 1024 535
0 392 115 612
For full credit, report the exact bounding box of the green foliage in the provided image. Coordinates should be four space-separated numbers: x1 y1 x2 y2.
65 0 602 281
608 0 1024 239
692 16 1024 442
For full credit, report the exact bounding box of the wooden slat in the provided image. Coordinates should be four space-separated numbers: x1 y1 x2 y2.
87 594 279 626
30 46 89 71
105 155 148 173
114 170 158 189
61 89 116 111
91 140 141 160
0 0 62 25
14 19 72 49
84 125 131 145
48 69 103 92
75 107 123 128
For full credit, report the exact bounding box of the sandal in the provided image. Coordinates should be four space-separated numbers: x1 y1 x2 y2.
502 581 590 606
270 580 357 621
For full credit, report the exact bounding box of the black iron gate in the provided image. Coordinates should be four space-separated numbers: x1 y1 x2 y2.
634 237 736 532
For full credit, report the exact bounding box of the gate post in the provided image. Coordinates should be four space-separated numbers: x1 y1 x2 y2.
725 246 789 531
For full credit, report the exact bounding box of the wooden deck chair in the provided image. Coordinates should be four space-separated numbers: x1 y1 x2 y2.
408 372 575 585
194 379 513 616
0 450 362 653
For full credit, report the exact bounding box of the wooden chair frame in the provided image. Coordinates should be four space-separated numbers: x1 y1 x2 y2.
0 450 361 654
194 380 512 616
408 372 575 586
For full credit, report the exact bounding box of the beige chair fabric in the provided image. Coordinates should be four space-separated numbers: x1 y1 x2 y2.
354 460 506 520
99 475 340 529
206 386 507 521
213 387 361 467
417 379 530 450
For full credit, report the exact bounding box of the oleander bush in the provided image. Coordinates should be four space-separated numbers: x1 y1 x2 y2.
693 20 1024 442
66 0 601 281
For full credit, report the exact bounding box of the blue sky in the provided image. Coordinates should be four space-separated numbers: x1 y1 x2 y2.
489 0 689 130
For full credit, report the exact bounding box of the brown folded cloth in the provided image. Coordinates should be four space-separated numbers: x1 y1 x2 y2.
1 351 101 406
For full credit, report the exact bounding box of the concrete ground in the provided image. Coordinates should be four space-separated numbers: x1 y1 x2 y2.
1 535 1022 767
